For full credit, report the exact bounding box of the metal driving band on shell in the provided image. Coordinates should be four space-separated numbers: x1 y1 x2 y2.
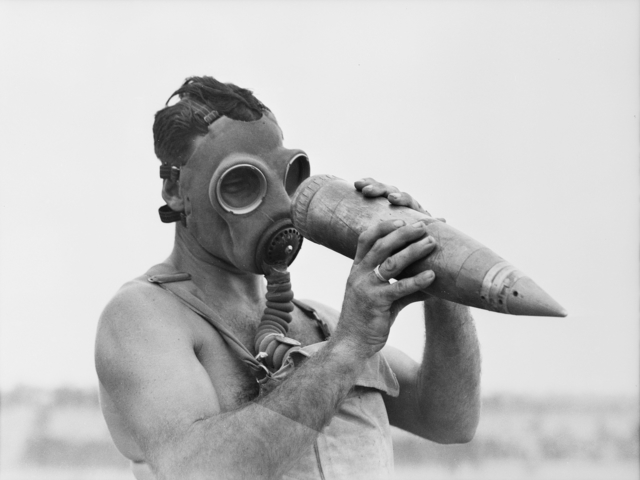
480 261 526 313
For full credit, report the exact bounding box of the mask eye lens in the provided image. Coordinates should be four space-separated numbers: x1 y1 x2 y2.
217 165 267 214
285 154 310 196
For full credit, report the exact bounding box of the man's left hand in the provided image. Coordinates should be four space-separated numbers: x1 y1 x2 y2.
354 177 438 218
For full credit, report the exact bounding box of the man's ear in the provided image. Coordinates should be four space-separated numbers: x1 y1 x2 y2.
162 179 185 212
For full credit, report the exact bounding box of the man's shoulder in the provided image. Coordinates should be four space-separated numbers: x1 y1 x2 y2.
97 270 194 348
95 270 207 385
101 274 167 319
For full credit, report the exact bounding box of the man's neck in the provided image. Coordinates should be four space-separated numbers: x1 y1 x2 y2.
167 226 265 304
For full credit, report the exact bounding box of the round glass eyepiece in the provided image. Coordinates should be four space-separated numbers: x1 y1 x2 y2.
284 153 310 196
216 164 267 214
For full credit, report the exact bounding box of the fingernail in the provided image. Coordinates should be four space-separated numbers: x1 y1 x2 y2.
418 236 433 245
388 193 399 200
425 235 434 243
363 186 372 192
412 221 425 228
393 220 405 227
417 270 435 286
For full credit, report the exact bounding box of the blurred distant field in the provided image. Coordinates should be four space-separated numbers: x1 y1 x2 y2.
1 387 637 480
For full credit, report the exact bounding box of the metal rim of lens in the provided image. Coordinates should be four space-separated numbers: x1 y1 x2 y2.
284 153 310 196
216 164 267 215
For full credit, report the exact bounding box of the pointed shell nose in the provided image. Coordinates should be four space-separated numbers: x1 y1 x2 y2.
506 276 568 317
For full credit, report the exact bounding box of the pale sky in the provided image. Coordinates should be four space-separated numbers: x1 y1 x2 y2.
0 0 638 398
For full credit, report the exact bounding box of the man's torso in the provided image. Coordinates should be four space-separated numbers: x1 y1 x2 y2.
98 270 329 465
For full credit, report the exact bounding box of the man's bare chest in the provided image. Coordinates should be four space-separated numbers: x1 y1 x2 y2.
187 303 326 410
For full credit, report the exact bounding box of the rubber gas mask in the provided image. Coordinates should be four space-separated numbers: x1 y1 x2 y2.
158 111 315 375
159 112 309 275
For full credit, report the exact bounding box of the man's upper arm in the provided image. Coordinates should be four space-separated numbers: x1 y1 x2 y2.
95 281 221 459
379 345 429 436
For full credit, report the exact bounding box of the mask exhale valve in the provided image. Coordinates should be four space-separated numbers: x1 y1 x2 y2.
253 219 303 274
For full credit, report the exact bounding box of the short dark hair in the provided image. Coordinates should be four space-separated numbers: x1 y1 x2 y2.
153 76 269 164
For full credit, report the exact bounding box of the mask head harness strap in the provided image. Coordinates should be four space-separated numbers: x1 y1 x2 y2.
158 164 186 225
157 102 222 225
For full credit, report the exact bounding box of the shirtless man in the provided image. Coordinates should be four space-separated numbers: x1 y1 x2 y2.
95 76 481 480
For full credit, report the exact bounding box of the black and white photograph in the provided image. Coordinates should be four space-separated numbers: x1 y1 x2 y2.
0 1 637 479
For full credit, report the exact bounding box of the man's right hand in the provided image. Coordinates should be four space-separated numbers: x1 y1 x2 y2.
333 219 438 359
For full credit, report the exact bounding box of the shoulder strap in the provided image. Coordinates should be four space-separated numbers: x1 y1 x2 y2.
292 299 332 340
148 273 269 380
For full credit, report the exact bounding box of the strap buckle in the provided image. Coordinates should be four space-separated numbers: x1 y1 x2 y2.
158 205 186 226
159 164 181 181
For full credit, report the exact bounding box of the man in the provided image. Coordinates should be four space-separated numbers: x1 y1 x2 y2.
95 76 481 480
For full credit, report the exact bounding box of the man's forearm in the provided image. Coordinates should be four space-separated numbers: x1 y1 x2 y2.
153 340 364 480
415 298 481 443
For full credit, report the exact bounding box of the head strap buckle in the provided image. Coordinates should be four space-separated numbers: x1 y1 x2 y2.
203 110 221 124
159 164 181 181
158 205 186 226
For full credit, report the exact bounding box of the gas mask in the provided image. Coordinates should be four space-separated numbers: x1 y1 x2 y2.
160 112 309 275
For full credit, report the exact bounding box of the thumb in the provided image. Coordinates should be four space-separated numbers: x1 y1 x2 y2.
392 290 431 316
